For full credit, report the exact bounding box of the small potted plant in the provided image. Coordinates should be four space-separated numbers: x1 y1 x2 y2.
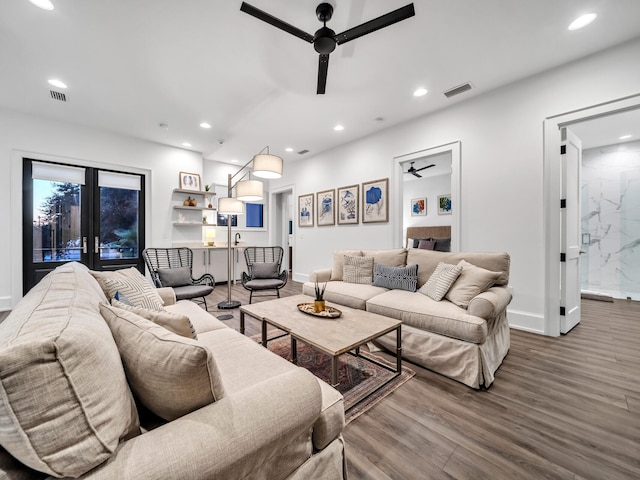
314 281 327 313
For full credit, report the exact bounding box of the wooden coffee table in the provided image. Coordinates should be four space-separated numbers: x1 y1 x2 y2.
240 294 402 392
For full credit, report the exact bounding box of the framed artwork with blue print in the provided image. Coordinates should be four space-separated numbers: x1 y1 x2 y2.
411 198 426 216
438 194 452 215
362 178 389 223
337 184 359 225
317 189 335 226
298 193 314 227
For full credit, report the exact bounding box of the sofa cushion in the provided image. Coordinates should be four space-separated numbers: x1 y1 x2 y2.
99 304 226 421
445 260 502 309
372 264 418 292
366 290 488 344
343 255 374 285
157 266 192 287
419 262 462 301
406 249 510 288
111 299 197 339
330 249 362 281
251 262 280 279
302 281 388 310
362 248 407 267
91 268 165 311
0 263 140 478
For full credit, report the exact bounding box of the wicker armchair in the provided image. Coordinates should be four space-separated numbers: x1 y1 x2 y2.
142 247 214 310
241 246 288 303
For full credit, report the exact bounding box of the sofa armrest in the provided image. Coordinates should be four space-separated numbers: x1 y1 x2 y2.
309 269 332 283
156 287 176 306
467 286 512 320
78 368 322 480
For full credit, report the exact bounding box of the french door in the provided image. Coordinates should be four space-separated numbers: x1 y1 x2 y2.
22 159 145 293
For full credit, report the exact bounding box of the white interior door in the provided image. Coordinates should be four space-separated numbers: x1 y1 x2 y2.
560 127 582 334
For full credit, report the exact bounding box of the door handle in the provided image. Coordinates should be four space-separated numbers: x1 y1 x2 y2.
94 236 99 252
82 237 87 254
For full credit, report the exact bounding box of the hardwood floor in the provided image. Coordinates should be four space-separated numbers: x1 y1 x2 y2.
205 280 640 480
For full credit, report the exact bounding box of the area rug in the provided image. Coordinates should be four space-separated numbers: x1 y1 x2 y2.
257 335 415 424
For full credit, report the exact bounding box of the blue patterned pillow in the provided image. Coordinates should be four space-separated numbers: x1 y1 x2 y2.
372 263 419 292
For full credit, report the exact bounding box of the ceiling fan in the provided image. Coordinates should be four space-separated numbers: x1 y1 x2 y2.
405 161 435 178
240 2 415 94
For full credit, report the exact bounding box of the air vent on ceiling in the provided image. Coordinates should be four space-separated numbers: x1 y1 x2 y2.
443 82 472 98
50 90 67 102
297 149 309 155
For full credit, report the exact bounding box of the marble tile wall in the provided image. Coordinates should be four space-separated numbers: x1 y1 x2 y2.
581 140 640 300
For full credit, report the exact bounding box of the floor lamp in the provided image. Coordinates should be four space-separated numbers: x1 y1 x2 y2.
217 148 283 314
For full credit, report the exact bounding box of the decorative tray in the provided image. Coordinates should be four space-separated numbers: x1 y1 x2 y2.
297 303 342 319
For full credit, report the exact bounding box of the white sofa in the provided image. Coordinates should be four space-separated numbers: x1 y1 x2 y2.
0 262 346 480
303 248 512 389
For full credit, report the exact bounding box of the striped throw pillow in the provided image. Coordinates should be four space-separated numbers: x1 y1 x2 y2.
419 262 463 301
372 264 419 292
343 255 374 284
102 272 165 311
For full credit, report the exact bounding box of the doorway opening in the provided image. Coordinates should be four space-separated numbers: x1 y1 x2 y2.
271 186 294 274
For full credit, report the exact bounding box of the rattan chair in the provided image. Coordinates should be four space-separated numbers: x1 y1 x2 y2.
142 247 214 310
241 246 288 303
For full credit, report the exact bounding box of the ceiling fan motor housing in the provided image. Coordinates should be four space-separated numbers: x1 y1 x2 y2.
314 26 337 53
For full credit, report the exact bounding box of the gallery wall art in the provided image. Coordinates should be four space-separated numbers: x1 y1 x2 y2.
337 185 359 225
317 189 335 226
298 193 314 227
179 172 201 191
362 178 389 223
411 197 426 216
438 194 452 215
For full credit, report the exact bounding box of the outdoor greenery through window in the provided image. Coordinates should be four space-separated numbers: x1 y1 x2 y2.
99 186 139 259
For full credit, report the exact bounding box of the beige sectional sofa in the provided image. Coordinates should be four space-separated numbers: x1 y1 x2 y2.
0 262 346 480
303 248 512 389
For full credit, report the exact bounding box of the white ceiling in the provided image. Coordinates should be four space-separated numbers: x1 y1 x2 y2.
569 108 640 150
2 1 640 165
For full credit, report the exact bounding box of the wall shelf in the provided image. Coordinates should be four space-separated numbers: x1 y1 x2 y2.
173 188 207 196
173 205 213 211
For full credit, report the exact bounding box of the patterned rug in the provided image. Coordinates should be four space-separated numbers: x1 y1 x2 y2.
260 335 415 424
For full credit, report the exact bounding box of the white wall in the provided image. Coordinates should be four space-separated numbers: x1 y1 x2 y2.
403 173 452 232
270 38 640 334
3 108 202 309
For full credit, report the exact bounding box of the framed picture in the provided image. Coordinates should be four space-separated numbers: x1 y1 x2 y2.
337 185 359 225
298 194 314 227
362 178 389 223
411 198 427 216
317 189 335 226
179 172 201 191
438 194 452 215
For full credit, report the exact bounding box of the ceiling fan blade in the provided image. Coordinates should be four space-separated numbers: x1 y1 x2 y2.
335 3 415 45
415 164 435 172
240 2 314 43
317 54 329 94
412 171 422 178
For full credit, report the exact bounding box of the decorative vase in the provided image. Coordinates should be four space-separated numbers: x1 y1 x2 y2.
183 197 192 206
314 300 325 313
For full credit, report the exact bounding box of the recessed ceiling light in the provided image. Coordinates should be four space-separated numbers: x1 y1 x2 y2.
334 124 344 131
413 87 428 97
231 159 239 163
182 142 192 147
29 0 54 10
47 79 67 89
285 147 294 152
199 122 211 129
619 135 632 140
568 13 597 30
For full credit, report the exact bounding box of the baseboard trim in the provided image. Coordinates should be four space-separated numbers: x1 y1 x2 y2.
0 296 13 312
507 309 545 335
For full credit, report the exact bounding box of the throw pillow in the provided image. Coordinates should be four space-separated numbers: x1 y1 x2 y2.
419 262 463 301
100 269 165 311
343 255 374 284
372 263 419 292
418 239 436 250
251 262 279 279
114 290 134 306
111 299 197 339
445 260 501 308
157 266 192 287
412 238 431 248
99 304 226 421
330 249 362 281
433 237 452 252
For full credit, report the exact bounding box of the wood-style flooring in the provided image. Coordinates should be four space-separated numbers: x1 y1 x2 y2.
3 278 639 479
205 279 640 480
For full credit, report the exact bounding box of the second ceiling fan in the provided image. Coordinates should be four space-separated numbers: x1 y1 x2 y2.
240 2 415 94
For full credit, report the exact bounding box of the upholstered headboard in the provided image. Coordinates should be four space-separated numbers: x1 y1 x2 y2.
405 225 452 248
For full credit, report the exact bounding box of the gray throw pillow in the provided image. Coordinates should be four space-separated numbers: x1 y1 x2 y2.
251 262 279 279
412 237 432 248
418 239 436 250
372 264 419 292
157 267 192 287
433 237 452 252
